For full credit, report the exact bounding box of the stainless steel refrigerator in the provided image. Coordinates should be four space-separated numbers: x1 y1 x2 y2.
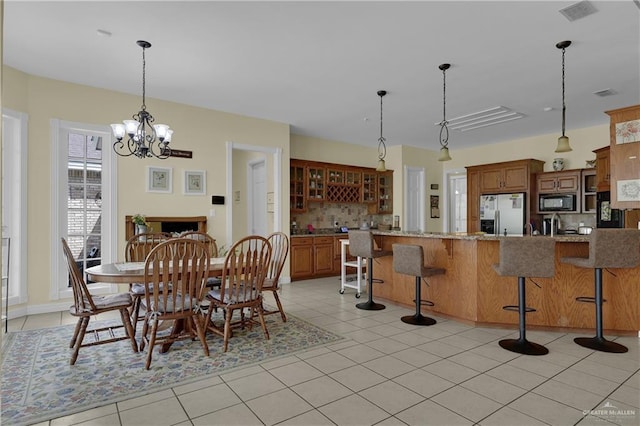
479 193 526 236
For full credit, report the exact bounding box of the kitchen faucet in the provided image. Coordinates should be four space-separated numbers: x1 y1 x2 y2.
550 213 560 237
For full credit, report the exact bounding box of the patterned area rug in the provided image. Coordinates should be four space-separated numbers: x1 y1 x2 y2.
1 311 344 426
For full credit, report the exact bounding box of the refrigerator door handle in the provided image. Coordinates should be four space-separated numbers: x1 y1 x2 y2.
495 210 500 236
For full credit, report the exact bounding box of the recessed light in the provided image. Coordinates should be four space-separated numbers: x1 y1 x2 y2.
96 29 112 37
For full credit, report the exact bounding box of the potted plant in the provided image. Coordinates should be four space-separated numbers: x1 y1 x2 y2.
132 214 149 235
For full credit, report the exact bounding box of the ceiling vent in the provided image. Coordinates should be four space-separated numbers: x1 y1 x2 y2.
435 106 525 132
560 1 598 22
593 88 617 97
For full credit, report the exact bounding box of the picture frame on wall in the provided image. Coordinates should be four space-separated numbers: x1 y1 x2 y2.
146 166 172 193
184 170 206 195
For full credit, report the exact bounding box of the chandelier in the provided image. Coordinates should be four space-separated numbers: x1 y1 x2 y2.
376 90 387 172
111 40 172 159
555 40 572 153
437 63 452 162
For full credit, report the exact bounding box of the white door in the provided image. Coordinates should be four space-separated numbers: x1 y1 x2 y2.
249 159 267 236
404 166 425 232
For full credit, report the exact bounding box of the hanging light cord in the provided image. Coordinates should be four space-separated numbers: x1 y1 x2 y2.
439 65 449 148
561 45 566 137
141 44 147 111
378 93 386 161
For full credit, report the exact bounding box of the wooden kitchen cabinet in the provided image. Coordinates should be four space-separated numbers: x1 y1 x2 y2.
314 236 334 275
478 161 536 193
593 145 611 192
307 165 326 201
290 237 314 279
362 171 377 203
536 170 580 193
606 105 640 209
290 161 306 212
466 159 544 234
376 171 393 214
291 236 337 280
582 168 597 213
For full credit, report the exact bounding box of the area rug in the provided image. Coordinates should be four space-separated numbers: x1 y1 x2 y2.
1 311 344 426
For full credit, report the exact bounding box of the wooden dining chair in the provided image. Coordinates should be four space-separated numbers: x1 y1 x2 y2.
61 238 138 365
260 232 289 322
125 232 172 322
203 235 272 352
179 231 221 288
139 238 211 369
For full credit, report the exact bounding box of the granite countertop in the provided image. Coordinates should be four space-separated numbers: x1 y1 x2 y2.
291 229 590 242
370 230 591 242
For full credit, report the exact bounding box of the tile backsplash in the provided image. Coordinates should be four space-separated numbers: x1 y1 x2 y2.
291 203 392 231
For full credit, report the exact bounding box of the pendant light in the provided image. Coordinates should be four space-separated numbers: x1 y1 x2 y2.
555 40 572 153
111 40 173 159
376 90 388 172
438 63 452 162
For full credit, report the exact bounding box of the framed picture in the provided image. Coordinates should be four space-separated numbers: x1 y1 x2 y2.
146 166 172 193
430 195 440 218
184 170 206 195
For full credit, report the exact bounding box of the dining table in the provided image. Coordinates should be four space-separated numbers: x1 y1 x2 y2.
85 257 227 353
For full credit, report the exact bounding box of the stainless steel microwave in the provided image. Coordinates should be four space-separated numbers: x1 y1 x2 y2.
539 193 577 212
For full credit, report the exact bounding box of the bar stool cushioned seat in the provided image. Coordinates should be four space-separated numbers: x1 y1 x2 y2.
348 230 392 310
561 228 640 353
393 244 445 326
493 237 555 355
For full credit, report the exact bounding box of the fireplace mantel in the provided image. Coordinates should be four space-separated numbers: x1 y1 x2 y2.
125 215 207 241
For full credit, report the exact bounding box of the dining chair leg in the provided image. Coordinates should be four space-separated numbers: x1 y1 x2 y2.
223 308 233 352
145 320 159 370
139 317 149 351
193 315 209 357
255 303 270 340
70 317 83 348
70 316 90 365
272 290 287 322
119 308 139 352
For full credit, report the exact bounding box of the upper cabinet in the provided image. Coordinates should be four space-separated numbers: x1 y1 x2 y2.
290 159 393 212
290 161 306 212
593 146 611 192
606 105 640 209
537 170 580 193
307 165 326 201
478 161 537 193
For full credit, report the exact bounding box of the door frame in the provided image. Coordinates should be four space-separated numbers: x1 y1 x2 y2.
403 166 425 232
225 141 282 248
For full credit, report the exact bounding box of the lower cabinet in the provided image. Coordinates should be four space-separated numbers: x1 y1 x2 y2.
291 236 339 280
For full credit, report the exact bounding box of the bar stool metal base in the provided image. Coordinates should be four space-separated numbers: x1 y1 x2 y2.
356 300 386 310
499 338 549 356
574 336 628 353
401 314 436 326
356 257 385 310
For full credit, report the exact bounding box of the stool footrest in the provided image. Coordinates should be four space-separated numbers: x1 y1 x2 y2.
575 296 606 304
502 305 536 313
414 299 434 307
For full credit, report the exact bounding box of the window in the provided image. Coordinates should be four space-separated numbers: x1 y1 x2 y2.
51 120 116 299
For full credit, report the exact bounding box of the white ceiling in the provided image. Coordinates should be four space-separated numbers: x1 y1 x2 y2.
3 1 639 152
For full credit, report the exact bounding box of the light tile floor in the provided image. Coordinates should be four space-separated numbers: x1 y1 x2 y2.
6 276 640 426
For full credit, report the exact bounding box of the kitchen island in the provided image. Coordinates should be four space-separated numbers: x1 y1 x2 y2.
368 231 640 334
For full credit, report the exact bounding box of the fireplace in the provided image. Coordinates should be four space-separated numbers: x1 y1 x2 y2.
125 215 207 241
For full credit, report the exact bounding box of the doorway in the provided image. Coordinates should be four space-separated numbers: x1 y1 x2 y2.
248 159 267 236
404 166 425 232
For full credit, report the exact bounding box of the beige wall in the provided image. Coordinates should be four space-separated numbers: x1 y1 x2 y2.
443 124 610 172
2 66 289 309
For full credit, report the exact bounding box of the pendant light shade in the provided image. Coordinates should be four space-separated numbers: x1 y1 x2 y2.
438 63 452 161
376 90 388 172
555 40 572 153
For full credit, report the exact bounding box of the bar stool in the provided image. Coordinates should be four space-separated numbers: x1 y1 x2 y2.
494 237 555 355
348 230 392 310
392 244 445 326
561 229 640 353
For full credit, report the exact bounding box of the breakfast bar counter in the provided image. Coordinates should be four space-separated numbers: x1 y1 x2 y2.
369 231 640 334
